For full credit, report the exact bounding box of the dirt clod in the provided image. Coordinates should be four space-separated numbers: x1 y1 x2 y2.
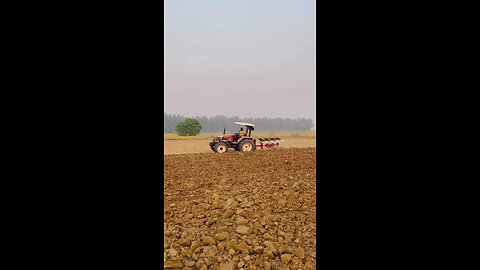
215 232 230 241
201 236 216 245
294 247 305 260
281 254 292 264
219 260 235 270
236 225 249 235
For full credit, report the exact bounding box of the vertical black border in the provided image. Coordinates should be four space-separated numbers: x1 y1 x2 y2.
36 2 167 268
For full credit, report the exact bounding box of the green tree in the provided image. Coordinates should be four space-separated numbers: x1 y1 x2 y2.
175 118 202 136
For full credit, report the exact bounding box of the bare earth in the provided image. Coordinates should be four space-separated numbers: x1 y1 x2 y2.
164 147 316 269
164 138 316 155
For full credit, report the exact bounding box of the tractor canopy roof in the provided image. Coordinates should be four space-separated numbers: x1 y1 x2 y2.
234 122 254 127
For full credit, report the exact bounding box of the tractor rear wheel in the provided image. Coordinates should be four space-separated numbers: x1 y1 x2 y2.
214 142 228 153
238 140 254 152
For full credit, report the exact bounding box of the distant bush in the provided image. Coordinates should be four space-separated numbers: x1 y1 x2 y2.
175 118 202 136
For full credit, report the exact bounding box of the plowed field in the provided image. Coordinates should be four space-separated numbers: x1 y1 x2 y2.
164 148 317 269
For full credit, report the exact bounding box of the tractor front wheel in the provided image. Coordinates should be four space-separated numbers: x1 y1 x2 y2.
238 140 254 152
214 142 228 153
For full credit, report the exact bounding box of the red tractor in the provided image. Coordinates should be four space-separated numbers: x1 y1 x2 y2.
209 122 283 153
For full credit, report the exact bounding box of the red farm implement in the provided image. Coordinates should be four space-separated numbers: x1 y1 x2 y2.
209 122 284 153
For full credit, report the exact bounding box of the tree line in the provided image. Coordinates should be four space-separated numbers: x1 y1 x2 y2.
164 113 314 133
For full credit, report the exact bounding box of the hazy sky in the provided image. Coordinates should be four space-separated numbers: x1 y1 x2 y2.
164 0 316 123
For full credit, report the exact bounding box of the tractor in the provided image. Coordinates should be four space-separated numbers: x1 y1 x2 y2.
209 122 283 153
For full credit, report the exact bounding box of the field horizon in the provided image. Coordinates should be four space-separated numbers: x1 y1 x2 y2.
164 131 316 155
164 131 316 141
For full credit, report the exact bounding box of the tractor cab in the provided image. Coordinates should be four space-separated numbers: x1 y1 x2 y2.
233 122 254 141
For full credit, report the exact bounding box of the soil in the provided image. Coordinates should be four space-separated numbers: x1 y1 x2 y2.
164 147 316 269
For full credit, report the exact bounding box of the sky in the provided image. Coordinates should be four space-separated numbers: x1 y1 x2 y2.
164 0 316 123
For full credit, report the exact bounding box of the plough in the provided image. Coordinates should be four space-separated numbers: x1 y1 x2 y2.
255 137 283 149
